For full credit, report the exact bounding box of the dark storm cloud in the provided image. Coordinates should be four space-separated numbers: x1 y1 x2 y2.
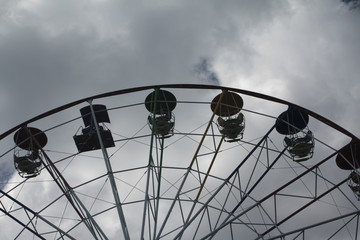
0 26 96 126
0 1 359 239
0 0 289 133
0 0 290 201
342 0 360 9
194 58 220 85
216 0 360 138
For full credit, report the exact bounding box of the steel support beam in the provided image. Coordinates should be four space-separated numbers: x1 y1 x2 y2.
199 149 342 239
173 123 277 239
140 88 159 240
155 90 226 239
88 100 130 240
25 126 108 240
0 189 76 240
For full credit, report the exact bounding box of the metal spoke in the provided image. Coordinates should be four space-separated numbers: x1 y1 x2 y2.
0 85 358 240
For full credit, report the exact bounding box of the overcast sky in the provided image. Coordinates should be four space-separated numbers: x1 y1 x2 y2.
0 0 359 138
0 1 359 238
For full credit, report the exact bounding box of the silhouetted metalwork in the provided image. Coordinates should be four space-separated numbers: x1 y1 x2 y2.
211 91 245 142
348 170 360 200
336 140 360 200
2 84 359 239
145 89 176 138
73 104 115 152
13 127 47 178
336 140 360 170
276 106 309 135
277 107 314 162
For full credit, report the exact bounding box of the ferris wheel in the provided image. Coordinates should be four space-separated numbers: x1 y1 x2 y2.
0 84 359 239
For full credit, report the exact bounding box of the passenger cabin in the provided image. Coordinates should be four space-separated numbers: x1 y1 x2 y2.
348 171 360 200
211 91 245 142
276 107 314 162
73 104 115 153
13 127 47 178
145 90 176 138
336 140 360 200
335 140 360 170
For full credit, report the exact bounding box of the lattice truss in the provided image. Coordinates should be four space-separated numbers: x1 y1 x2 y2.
0 85 359 240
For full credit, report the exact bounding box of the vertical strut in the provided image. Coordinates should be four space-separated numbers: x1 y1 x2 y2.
199 149 341 239
196 136 225 201
176 136 225 240
24 126 108 240
173 123 278 239
153 137 165 239
0 189 76 239
88 100 130 240
0 207 46 240
206 145 288 240
141 88 159 240
259 178 348 238
264 210 360 240
156 89 227 239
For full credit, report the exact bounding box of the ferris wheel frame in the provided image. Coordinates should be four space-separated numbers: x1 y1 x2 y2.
0 84 359 240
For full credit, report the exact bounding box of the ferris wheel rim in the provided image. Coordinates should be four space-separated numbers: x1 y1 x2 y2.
1 84 358 142
1 84 359 239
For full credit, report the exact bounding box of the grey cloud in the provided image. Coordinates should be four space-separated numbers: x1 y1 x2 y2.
0 0 289 132
193 58 220 85
1 1 359 239
218 0 360 137
0 1 290 188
